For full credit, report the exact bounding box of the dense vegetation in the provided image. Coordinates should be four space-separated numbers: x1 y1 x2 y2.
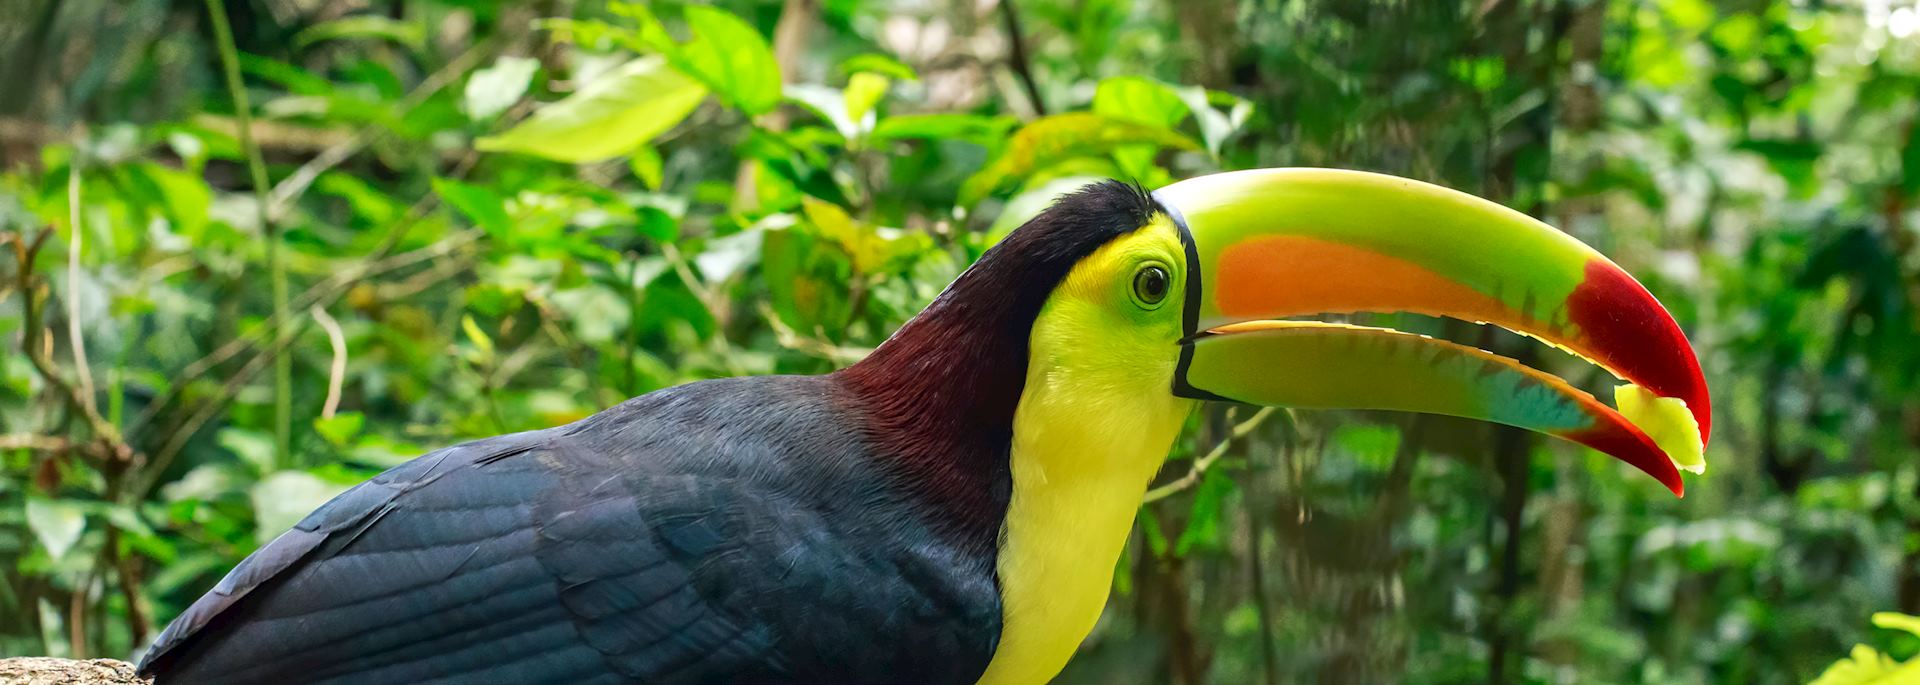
2 0 1918 682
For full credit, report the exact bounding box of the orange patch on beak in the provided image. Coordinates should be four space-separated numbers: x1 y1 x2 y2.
1215 236 1514 323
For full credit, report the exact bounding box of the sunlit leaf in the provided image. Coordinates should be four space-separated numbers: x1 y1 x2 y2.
1808 615 1920 685
785 84 858 140
313 411 366 448
461 315 495 356
630 144 664 190
843 72 890 134
464 56 540 121
960 113 1199 205
1176 86 1248 157
25 498 85 561
678 5 782 116
840 53 917 81
251 472 351 544
477 56 707 163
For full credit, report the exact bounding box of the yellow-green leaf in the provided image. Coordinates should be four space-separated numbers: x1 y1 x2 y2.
844 72 890 133
1872 612 1920 637
461 315 495 356
960 113 1199 206
630 144 664 190
477 56 706 164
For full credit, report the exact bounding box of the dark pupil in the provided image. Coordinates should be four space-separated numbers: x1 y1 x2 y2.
1135 267 1169 303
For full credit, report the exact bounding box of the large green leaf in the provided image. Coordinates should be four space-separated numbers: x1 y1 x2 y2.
677 6 782 116
960 113 1199 205
477 56 707 163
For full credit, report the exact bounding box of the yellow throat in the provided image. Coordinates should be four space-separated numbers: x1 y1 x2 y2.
975 224 1196 684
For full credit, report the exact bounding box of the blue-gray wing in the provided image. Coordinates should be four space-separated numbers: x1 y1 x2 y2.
136 432 906 684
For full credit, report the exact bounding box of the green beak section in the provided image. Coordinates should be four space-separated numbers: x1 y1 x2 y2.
1156 169 1710 495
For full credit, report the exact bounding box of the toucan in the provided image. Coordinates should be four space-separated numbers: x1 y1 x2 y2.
138 168 1710 685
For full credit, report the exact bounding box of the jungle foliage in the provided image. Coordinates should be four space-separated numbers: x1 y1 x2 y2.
2 0 1919 683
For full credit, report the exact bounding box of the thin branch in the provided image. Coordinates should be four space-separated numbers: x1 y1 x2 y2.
203 0 292 468
998 0 1047 116
0 434 70 452
64 155 95 407
757 302 871 365
310 305 347 420
12 229 132 463
1143 407 1278 503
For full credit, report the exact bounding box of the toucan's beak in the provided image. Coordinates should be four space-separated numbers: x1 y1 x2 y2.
1158 169 1710 496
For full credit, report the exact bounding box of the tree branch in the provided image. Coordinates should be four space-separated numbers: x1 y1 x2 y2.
997 0 1047 116
11 229 132 464
1143 407 1277 503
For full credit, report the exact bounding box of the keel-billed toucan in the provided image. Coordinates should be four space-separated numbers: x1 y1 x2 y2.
139 169 1709 685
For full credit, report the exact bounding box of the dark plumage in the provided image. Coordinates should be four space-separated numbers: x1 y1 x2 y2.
138 182 1164 684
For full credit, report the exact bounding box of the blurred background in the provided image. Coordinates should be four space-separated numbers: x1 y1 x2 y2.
1 0 1917 682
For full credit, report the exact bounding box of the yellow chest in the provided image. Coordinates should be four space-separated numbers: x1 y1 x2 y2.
974 376 1189 684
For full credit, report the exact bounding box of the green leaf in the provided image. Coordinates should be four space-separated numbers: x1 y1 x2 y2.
293 15 427 53
25 498 86 561
785 84 858 141
960 113 1200 205
630 145 665 190
843 72 890 133
477 56 707 164
312 411 366 448
763 226 854 334
217 428 277 475
1735 138 1823 199
432 178 512 236
1176 86 1250 157
1093 76 1189 129
677 6 782 116
251 472 351 544
840 53 918 81
871 113 1017 147
1873 612 1920 637
1809 647 1904 685
464 56 540 121
1175 469 1235 556
462 315 496 357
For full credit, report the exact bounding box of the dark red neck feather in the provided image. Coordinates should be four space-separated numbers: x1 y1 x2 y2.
832 181 1159 553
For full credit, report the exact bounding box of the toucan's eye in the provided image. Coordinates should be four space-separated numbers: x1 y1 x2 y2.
1132 265 1170 307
